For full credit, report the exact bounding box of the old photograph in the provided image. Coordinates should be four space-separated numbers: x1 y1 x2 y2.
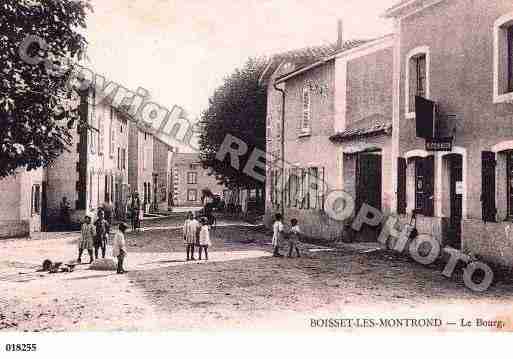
1 0 513 354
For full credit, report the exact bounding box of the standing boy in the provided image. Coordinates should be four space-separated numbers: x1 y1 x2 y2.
272 213 284 257
113 222 129 274
94 209 110 259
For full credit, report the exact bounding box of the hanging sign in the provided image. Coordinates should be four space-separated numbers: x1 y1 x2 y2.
425 137 453 152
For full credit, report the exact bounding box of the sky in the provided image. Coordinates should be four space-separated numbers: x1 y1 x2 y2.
84 0 399 119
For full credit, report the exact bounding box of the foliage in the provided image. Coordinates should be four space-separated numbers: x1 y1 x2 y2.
198 57 267 189
0 0 92 177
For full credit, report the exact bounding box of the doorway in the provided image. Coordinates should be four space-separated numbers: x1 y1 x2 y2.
355 152 382 213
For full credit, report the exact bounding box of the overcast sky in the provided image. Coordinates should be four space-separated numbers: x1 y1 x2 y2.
85 0 398 119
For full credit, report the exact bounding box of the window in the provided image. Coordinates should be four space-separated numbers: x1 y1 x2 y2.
405 47 429 117
187 172 197 184
187 189 197 202
409 54 426 112
190 163 199 170
414 156 434 217
117 147 120 170
122 148 126 170
301 87 311 134
31 184 41 215
494 13 513 102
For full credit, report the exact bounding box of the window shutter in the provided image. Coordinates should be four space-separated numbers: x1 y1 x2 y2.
320 167 325 211
397 157 407 214
424 156 435 217
508 26 513 92
481 151 497 222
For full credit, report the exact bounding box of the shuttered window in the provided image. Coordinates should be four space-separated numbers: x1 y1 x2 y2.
301 87 311 132
481 151 497 222
397 157 407 214
409 54 427 112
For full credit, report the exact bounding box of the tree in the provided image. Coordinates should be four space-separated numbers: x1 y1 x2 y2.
198 57 267 189
0 0 92 178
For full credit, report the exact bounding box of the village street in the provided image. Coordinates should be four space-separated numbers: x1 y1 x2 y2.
1 217 513 333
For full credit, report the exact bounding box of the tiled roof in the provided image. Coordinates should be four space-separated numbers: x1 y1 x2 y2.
259 40 369 84
329 115 392 142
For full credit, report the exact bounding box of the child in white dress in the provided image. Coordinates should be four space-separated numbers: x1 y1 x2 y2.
198 217 211 260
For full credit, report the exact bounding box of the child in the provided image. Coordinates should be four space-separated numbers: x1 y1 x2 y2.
112 222 129 274
287 218 301 258
272 213 284 257
94 209 110 259
78 215 95 264
198 217 211 260
183 211 201 260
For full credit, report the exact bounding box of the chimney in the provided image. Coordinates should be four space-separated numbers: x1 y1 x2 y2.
337 19 344 49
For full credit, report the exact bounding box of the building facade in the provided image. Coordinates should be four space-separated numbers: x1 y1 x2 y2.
264 36 395 240
128 124 154 213
153 138 175 211
45 90 130 225
385 0 513 266
171 153 225 207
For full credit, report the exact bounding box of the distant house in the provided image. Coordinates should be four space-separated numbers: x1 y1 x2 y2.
171 153 225 207
128 124 154 213
0 168 44 238
153 138 175 211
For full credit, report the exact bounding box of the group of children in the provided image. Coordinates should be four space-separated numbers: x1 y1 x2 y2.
79 210 298 272
272 213 302 258
78 210 129 274
183 211 212 261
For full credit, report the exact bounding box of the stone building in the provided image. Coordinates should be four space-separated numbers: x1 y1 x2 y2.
171 152 225 207
262 29 394 240
0 168 44 238
45 89 130 225
384 0 513 266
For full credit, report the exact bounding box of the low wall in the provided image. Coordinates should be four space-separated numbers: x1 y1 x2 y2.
0 220 30 239
462 219 513 268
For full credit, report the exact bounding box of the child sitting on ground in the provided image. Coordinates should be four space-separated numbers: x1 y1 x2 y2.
198 217 211 260
287 218 301 258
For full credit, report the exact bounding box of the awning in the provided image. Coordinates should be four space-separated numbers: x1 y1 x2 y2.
330 117 392 143
342 144 381 154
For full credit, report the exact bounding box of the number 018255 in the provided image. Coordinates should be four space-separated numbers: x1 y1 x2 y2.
5 344 37 352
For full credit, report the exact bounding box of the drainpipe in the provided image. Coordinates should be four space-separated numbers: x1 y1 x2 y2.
273 82 286 218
